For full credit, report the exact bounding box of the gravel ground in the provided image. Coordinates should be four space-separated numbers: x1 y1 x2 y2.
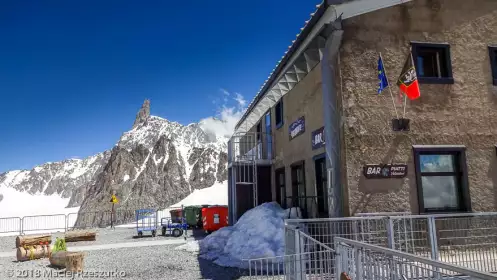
0 245 256 280
0 227 201 253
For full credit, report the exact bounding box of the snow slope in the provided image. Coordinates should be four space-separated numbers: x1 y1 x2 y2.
170 181 227 208
0 185 79 218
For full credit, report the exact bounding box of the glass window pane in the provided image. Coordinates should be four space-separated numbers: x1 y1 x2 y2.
297 168 303 183
421 175 460 210
419 154 455 172
298 183 305 197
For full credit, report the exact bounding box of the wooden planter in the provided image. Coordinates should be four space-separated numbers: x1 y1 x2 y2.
16 235 51 248
64 231 97 243
16 245 51 261
49 251 85 272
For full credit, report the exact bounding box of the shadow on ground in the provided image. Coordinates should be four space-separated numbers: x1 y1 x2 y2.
197 257 251 280
188 228 208 240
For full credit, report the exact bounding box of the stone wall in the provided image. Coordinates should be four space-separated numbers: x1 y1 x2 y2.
339 0 497 214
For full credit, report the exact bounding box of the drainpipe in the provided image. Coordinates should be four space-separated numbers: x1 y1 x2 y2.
320 19 344 218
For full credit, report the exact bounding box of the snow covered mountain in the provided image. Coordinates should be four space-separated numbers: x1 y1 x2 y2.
0 99 229 219
0 152 111 210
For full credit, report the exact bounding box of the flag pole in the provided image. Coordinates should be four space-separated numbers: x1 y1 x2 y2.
379 52 399 119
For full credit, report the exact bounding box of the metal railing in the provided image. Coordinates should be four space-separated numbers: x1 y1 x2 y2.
335 237 497 280
286 212 497 275
285 196 329 219
246 228 334 279
285 216 390 249
390 212 497 272
229 132 273 163
0 217 22 234
0 206 184 235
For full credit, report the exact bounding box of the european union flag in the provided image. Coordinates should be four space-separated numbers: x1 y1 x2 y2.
378 56 389 94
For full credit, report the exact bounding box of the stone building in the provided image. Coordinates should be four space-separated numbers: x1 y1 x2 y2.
227 0 497 224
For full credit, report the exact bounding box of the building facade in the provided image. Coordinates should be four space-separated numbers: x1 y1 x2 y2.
228 0 497 224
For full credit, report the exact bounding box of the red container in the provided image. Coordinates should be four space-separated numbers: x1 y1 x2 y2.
202 206 228 233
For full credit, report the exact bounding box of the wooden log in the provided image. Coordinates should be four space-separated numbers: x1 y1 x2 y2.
16 245 51 261
64 230 96 242
49 251 68 267
15 234 51 248
66 252 85 272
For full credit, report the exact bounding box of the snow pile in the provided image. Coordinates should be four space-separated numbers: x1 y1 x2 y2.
177 202 302 268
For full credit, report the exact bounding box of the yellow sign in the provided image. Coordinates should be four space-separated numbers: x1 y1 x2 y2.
110 194 118 204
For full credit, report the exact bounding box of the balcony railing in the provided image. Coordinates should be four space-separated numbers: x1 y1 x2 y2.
284 196 329 219
228 132 273 163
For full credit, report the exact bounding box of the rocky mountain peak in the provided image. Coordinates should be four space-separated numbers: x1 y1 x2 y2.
0 100 228 225
132 99 151 129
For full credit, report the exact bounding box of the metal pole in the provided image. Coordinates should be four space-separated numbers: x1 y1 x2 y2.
321 25 344 218
111 203 115 229
379 52 399 119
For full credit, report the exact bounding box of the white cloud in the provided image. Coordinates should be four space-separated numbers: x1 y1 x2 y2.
199 89 247 140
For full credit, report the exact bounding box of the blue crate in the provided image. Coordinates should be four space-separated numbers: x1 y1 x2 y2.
135 209 157 237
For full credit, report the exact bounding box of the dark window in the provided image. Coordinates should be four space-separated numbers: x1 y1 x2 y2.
411 42 454 84
489 46 497 86
314 155 328 218
291 161 306 211
275 168 286 208
413 146 471 213
275 100 283 129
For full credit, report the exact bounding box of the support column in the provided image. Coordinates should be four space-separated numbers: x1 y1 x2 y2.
320 21 344 218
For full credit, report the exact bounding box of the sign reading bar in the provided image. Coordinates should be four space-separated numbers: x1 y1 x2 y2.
363 164 408 179
311 127 325 150
289 117 305 140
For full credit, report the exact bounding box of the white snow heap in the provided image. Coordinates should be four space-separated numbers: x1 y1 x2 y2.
177 202 303 268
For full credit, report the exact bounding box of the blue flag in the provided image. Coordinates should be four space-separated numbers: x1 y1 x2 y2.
378 56 389 94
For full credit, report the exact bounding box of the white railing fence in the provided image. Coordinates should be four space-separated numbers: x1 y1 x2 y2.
246 212 497 279
0 207 183 236
285 212 497 275
245 228 334 279
335 237 497 280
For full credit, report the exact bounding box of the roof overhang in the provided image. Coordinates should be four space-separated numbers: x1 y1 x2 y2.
234 0 413 135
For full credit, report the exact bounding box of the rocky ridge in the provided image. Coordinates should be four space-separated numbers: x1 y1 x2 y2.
0 100 229 217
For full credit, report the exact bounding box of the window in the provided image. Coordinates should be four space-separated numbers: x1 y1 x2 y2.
275 100 284 129
265 111 272 159
411 42 454 84
256 121 262 142
413 146 471 213
291 161 306 210
275 168 286 208
489 46 497 86
314 155 328 218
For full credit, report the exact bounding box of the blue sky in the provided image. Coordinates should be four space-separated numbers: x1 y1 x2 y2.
0 0 318 172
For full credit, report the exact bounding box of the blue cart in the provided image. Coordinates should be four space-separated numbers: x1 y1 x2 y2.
135 209 157 237
160 217 188 238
